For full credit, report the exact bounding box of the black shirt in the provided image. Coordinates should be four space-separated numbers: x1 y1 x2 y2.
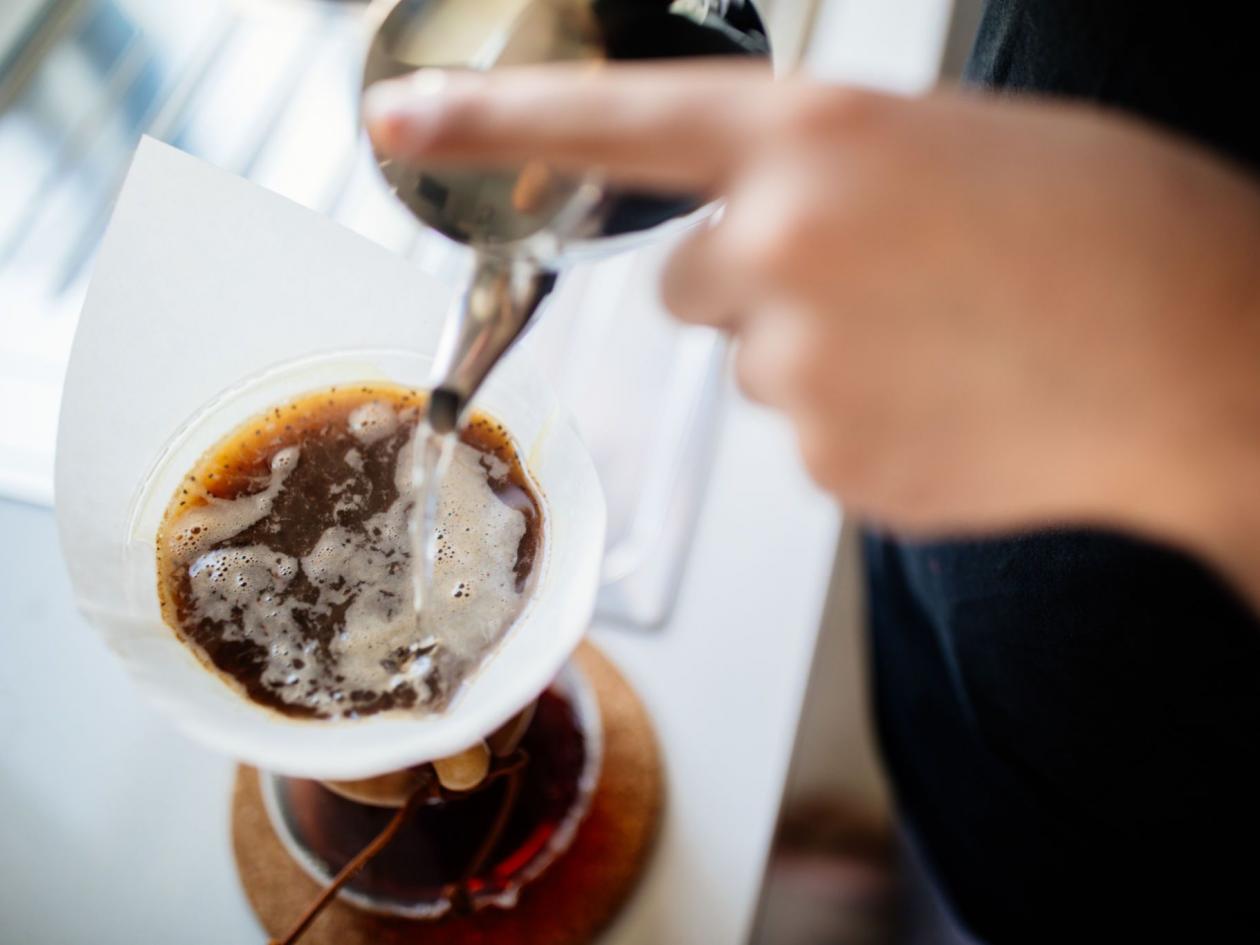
966 0 1260 169
866 2 1260 942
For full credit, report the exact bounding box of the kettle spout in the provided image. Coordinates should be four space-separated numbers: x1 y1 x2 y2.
426 253 556 433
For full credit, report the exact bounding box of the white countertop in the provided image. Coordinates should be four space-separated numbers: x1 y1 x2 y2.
592 396 839 945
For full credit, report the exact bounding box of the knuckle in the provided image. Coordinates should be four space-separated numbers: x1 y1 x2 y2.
795 409 877 499
796 425 847 493
792 357 830 407
661 233 734 327
725 201 814 281
780 85 882 140
659 272 689 321
732 313 816 405
732 339 768 401
660 239 707 318
765 201 815 253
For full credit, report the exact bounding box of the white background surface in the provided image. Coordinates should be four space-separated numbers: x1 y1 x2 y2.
0 1 950 942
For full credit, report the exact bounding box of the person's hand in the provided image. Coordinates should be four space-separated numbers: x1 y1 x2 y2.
364 64 1260 593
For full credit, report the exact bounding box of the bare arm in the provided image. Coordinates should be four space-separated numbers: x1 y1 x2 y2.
365 64 1260 609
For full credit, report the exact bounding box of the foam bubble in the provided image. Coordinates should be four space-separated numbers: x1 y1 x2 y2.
348 400 399 445
166 446 300 563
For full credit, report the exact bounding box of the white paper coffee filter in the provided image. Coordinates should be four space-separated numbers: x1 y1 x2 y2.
55 138 606 780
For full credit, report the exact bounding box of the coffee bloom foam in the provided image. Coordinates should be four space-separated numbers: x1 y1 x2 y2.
163 398 533 719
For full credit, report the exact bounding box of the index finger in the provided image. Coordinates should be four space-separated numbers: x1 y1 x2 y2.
362 61 779 193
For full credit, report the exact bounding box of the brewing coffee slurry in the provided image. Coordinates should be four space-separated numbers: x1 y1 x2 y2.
155 384 544 720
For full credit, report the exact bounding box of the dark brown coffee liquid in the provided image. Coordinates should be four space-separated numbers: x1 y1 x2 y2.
275 686 587 909
155 383 544 720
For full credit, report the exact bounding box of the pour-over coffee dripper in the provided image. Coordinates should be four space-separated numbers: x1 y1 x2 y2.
361 0 771 432
99 347 604 780
55 140 630 929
